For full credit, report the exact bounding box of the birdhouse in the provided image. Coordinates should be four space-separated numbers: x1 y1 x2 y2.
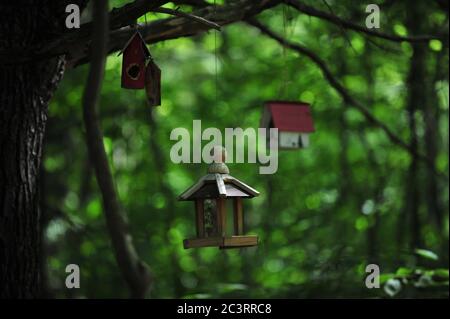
119 31 150 89
178 147 260 249
261 101 315 149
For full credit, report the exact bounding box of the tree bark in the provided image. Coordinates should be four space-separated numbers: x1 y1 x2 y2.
403 4 427 252
0 2 65 298
361 39 381 265
424 50 445 232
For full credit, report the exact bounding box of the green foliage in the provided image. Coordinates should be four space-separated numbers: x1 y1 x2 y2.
42 1 449 298
380 266 449 298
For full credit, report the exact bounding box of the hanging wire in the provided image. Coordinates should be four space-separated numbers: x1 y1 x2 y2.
143 12 153 61
278 1 289 99
284 2 298 99
321 0 358 55
214 0 219 104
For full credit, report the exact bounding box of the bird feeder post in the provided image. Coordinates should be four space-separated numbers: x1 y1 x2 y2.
217 197 227 237
195 199 205 238
233 197 244 236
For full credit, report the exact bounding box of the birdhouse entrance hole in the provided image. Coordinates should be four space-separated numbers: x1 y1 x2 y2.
126 63 141 80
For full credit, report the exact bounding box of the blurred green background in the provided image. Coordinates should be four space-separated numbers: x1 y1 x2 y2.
41 0 448 298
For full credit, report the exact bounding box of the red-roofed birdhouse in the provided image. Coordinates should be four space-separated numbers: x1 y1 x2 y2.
261 101 315 149
119 32 150 89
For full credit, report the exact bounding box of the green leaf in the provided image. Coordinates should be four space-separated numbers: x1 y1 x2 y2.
429 39 442 52
380 273 395 284
431 269 449 281
394 24 408 36
396 267 413 277
415 249 439 261
87 199 101 219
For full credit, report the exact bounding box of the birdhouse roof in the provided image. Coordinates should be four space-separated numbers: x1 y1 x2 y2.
178 174 260 201
261 101 315 133
118 31 151 57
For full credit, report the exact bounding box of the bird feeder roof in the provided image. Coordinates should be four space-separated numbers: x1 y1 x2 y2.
261 101 315 133
178 173 260 201
118 31 151 57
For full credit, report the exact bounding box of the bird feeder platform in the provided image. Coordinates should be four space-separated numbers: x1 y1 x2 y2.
183 235 258 249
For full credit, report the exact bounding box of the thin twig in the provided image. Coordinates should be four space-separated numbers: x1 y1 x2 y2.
286 0 445 43
153 7 221 30
320 0 358 55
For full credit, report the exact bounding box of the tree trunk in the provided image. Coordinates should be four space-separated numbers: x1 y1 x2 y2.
403 4 427 252
0 3 65 298
424 50 445 233
147 108 184 298
362 43 380 265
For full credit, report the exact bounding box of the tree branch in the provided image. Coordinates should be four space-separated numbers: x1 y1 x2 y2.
85 0 282 66
0 0 283 66
82 0 152 298
0 0 170 65
286 0 445 43
171 0 208 7
153 7 221 30
46 0 171 58
248 18 448 181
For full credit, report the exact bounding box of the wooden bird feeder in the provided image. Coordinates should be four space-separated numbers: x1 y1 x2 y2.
178 147 259 249
261 101 315 149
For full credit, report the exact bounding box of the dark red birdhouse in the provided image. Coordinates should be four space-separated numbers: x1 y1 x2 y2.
261 101 315 149
119 32 150 89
